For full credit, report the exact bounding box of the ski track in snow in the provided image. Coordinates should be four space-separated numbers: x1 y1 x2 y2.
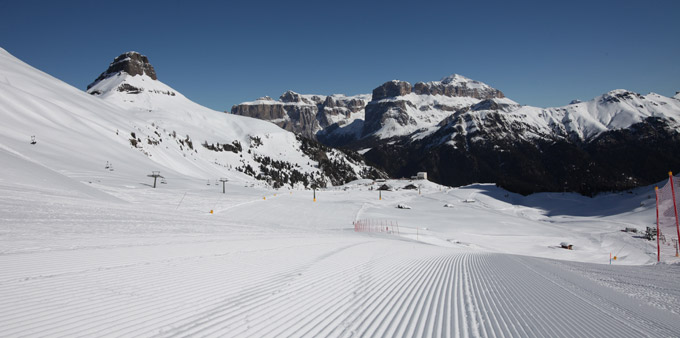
1 239 679 337
1 183 679 337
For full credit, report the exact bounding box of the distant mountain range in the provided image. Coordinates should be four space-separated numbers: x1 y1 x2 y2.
3 47 677 195
232 75 680 195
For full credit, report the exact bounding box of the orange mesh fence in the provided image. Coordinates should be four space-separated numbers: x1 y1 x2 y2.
656 173 680 261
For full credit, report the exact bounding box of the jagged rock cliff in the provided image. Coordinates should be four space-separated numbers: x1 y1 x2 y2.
413 74 505 99
87 52 157 90
231 91 370 139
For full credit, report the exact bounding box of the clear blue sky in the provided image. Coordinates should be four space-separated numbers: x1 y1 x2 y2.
1 0 678 110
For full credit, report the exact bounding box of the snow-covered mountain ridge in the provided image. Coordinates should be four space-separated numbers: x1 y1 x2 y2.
232 75 680 149
433 89 680 147
232 72 680 195
0 49 382 190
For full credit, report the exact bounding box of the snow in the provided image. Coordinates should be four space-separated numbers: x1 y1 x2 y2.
368 78 680 144
2 47 680 336
437 73 490 90
0 47 374 189
372 93 481 139
1 169 680 336
427 89 680 146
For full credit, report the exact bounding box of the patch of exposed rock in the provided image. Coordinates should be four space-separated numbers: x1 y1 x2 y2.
87 52 157 89
372 80 412 101
413 74 504 100
231 92 370 139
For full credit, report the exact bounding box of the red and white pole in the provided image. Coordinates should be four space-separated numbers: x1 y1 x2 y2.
670 172 680 257
656 186 660 262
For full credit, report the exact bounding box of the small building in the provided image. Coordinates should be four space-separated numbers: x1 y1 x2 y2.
417 172 428 180
377 184 393 191
403 184 418 190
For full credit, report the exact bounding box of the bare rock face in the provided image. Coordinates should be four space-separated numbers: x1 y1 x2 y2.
230 102 288 121
231 91 369 140
363 100 415 137
413 74 504 100
280 90 312 104
87 52 157 89
361 81 416 137
231 91 322 138
372 80 412 101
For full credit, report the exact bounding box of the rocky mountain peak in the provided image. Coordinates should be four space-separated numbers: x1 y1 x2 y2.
280 90 310 104
87 51 157 89
372 80 412 101
413 74 504 100
600 90 644 104
439 74 471 85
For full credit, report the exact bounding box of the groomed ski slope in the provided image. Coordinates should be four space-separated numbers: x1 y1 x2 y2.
1 165 680 337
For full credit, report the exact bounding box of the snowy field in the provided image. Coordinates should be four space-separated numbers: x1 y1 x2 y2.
1 160 680 337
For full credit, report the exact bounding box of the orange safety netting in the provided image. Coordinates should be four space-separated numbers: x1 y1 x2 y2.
656 173 680 261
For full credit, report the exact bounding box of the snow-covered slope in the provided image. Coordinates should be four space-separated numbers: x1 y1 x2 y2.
365 91 496 139
0 48 377 189
2 167 680 336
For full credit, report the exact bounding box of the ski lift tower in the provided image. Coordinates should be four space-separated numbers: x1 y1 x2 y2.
219 178 229 194
148 171 164 188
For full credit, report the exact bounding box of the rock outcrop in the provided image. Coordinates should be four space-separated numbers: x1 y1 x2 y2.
362 96 415 138
371 80 412 101
231 92 370 140
87 52 157 89
231 75 507 145
412 74 504 99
